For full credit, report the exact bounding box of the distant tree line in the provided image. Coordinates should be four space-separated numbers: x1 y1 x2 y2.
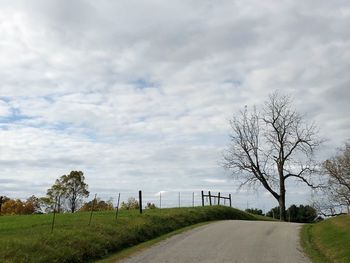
0 170 158 216
0 195 41 215
245 204 320 223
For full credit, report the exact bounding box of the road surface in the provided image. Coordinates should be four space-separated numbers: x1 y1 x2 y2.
121 220 310 263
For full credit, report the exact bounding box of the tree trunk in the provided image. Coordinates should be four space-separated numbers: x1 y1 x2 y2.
279 180 287 221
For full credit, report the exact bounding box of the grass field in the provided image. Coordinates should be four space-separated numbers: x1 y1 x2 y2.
0 206 259 263
301 214 350 263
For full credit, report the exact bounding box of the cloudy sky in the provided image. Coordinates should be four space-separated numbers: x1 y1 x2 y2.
0 0 349 210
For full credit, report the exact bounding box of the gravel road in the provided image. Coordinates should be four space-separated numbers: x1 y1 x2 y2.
121 220 310 263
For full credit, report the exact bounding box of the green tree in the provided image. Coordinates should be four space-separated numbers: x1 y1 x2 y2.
61 171 89 213
45 171 89 213
287 204 317 223
224 92 322 221
267 204 317 223
266 206 280 219
245 208 264 216
45 179 66 213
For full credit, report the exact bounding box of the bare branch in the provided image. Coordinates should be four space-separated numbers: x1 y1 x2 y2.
223 91 322 221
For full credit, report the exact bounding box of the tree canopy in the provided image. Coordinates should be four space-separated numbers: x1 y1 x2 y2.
44 171 89 213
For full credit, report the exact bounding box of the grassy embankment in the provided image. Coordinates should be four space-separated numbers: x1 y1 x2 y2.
301 214 350 263
0 206 263 263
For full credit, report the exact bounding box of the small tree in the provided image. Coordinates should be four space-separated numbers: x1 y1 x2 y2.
224 92 322 221
23 195 41 214
146 202 157 209
46 179 66 213
61 171 89 213
266 206 280 219
45 171 89 213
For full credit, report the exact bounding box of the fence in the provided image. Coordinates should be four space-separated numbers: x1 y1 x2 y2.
109 190 232 208
50 189 234 232
112 190 232 214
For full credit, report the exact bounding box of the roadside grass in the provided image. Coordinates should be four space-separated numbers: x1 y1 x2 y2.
301 214 350 263
0 206 259 263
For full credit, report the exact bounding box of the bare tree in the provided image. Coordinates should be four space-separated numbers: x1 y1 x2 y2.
317 142 350 215
224 92 322 221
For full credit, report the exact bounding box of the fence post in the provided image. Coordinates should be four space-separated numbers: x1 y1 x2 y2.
209 191 212 206
139 190 143 214
218 192 221 205
201 191 204 207
192 192 194 207
178 192 181 208
51 195 59 233
229 194 232 207
89 194 97 226
159 192 162 209
115 193 121 222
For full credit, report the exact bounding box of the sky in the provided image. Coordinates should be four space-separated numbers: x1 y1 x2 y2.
0 0 349 211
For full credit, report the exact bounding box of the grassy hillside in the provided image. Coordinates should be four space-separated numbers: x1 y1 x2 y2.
0 206 257 263
301 214 350 263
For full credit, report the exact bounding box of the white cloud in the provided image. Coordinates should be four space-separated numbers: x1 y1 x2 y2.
0 0 349 209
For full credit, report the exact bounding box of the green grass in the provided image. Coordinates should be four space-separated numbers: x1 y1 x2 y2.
0 206 259 263
301 214 350 263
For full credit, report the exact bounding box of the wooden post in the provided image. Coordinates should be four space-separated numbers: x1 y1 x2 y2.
229 194 232 207
192 192 194 207
51 195 60 233
115 193 121 222
209 191 212 206
89 194 97 226
139 190 143 214
201 191 204 207
178 192 181 208
218 192 221 205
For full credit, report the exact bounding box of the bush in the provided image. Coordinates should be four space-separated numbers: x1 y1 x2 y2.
120 197 139 210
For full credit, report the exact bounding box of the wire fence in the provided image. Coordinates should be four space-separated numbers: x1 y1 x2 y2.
95 190 233 210
49 190 234 232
